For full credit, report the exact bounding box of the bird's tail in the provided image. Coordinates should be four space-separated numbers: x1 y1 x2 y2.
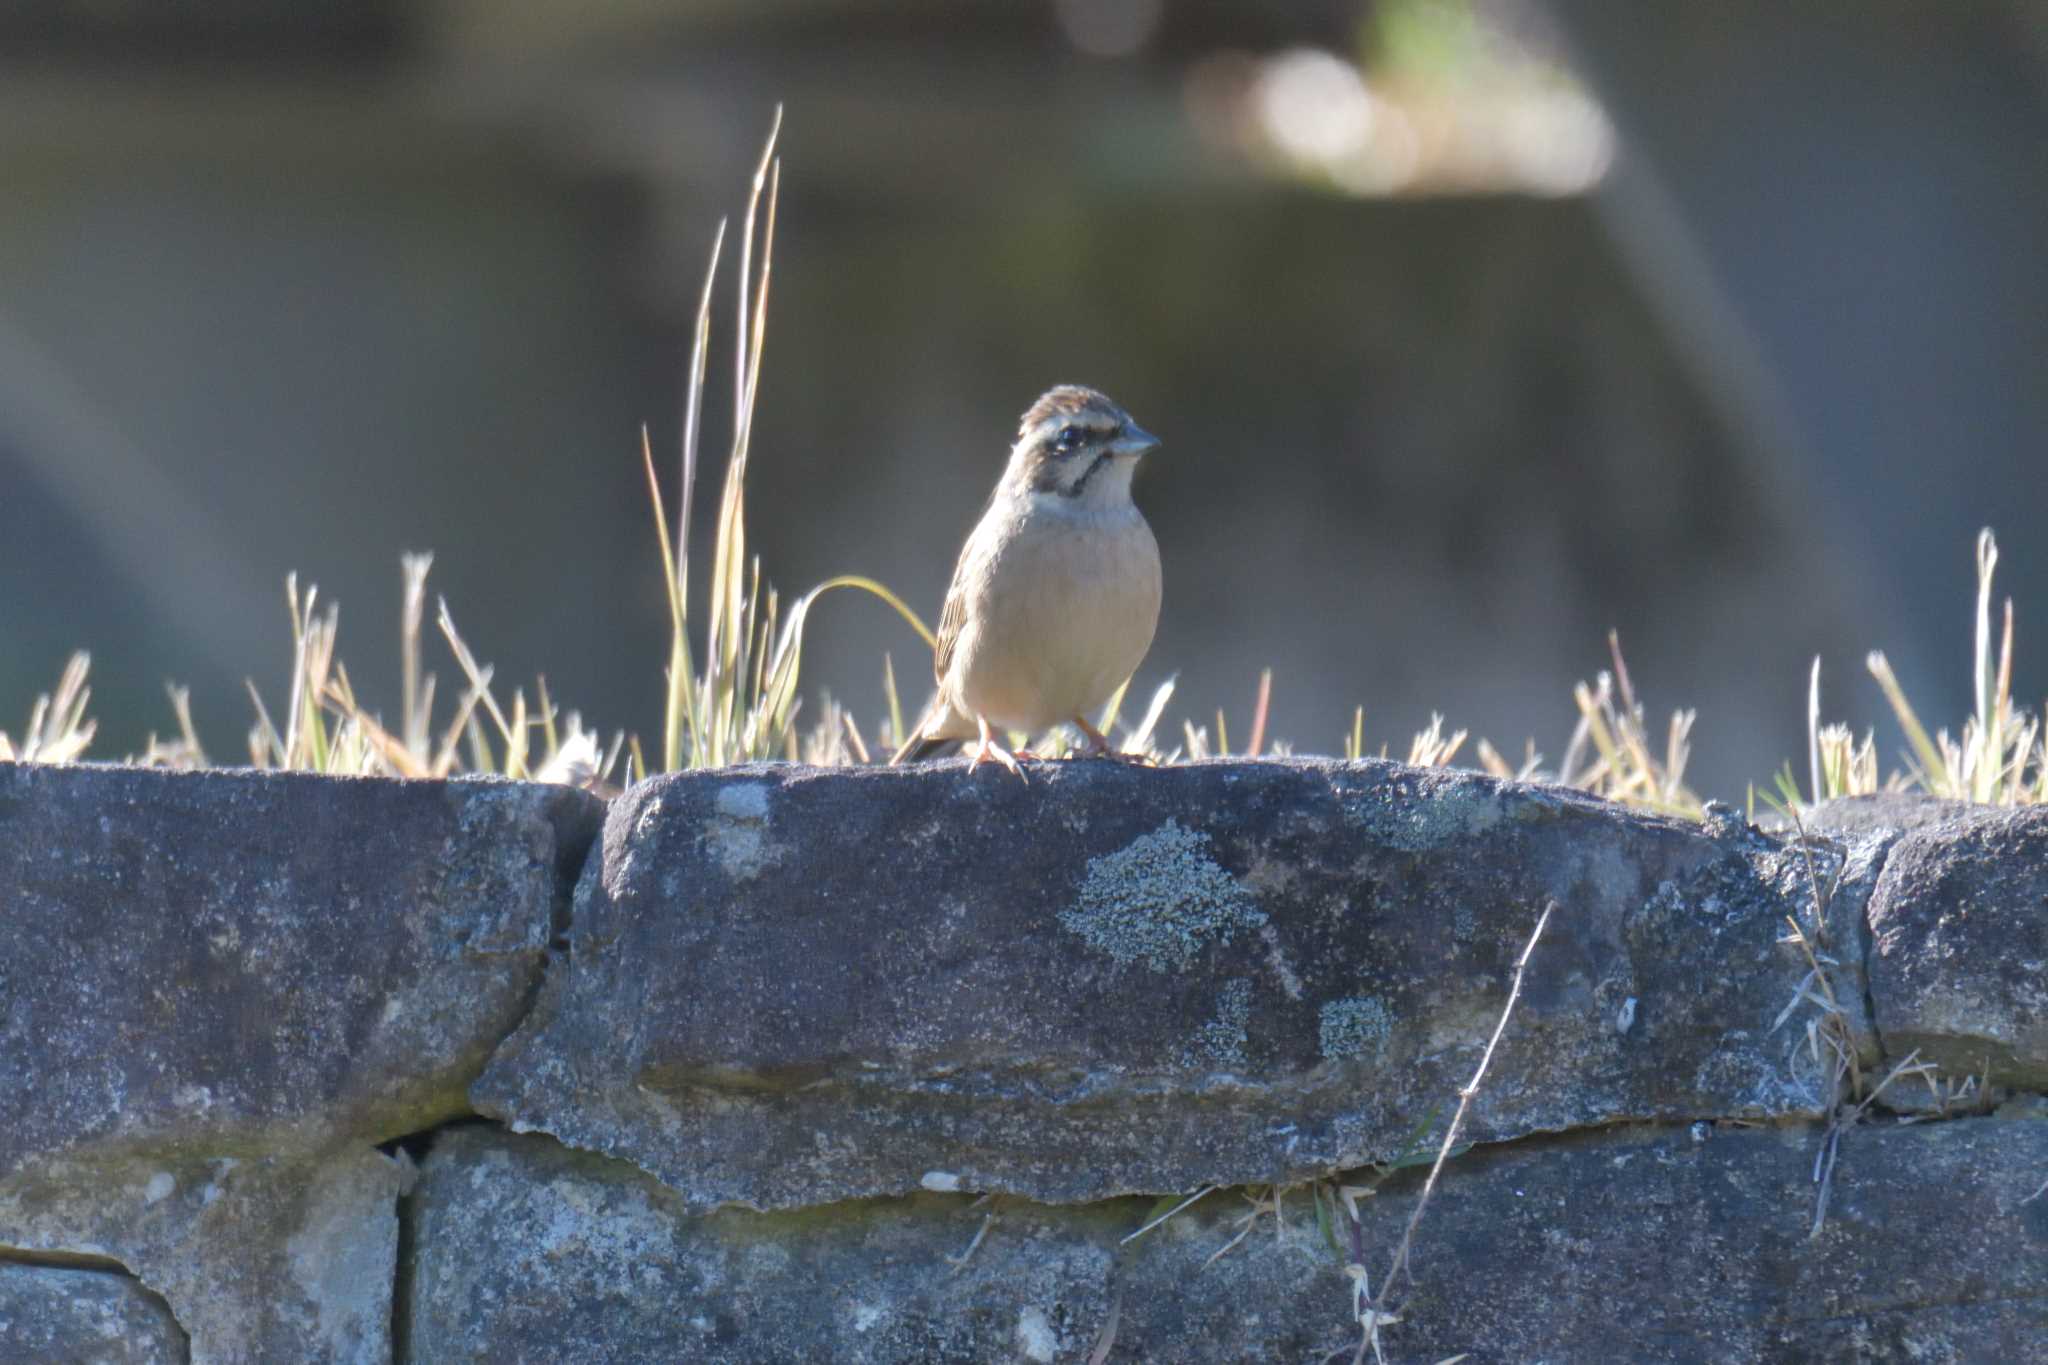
890 695 966 765
889 732 954 765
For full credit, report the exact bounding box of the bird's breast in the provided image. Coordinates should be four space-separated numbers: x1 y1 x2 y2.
948 508 1162 732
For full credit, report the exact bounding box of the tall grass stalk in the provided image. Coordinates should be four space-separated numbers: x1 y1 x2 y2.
1820 528 2044 806
639 109 929 775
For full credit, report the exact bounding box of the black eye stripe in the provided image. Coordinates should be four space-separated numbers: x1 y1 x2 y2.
1052 422 1117 453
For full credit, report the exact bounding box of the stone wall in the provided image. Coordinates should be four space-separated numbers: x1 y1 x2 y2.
2 759 2043 1362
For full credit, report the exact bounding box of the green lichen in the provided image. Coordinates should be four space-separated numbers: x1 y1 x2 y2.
1318 995 1393 1061
1057 819 1266 971
1345 772 1505 852
1183 978 1254 1068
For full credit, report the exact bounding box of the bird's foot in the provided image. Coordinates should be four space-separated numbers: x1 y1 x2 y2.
969 719 1029 782
1071 717 1153 764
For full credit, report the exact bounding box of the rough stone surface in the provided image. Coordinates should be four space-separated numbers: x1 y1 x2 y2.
1807 792 1960 839
0 1262 186 1363
1374 1116 2048 1362
0 763 602 1174
0 762 601 1364
477 759 1869 1209
5 761 2044 1360
1859 803 2048 1086
0 1149 404 1364
404 1125 1124 1365
406 1118 2048 1363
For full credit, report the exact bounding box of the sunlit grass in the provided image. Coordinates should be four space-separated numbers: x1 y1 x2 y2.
0 651 94 763
1480 631 1704 819
0 118 2036 815
219 558 620 786
8 508 2037 825
632 107 930 778
1805 528 2044 808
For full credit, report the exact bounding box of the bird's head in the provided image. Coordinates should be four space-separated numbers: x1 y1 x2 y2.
1004 385 1160 507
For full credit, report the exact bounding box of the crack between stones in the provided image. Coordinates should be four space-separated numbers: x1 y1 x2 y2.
1853 829 1900 1064
422 792 605 1144
421 1113 1857 1222
375 1108 2038 1360
0 1244 194 1362
376 1116 513 1365
484 790 601 1061
390 1149 424 1365
396 794 2026 1357
0 1244 134 1273
1766 1283 2048 1328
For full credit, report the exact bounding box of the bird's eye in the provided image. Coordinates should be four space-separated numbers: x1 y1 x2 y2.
1055 425 1085 452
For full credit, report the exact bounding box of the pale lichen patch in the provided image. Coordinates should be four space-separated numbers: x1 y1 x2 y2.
1183 978 1254 1068
1057 820 1266 971
1016 1305 1059 1362
707 782 776 881
1319 996 1394 1062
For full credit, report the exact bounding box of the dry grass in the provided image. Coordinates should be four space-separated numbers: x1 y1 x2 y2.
0 114 2036 815
197 559 620 786
2 113 927 791
0 651 94 763
1758 766 1987 1239
1815 529 2045 807
11 525 2036 813
1472 631 1703 818
635 108 931 778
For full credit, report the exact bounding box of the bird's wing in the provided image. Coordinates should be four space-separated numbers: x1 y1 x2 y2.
890 563 974 763
931 567 969 689
916 482 1010 746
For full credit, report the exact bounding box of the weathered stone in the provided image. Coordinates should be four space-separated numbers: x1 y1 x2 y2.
404 1125 1123 1364
0 1148 405 1364
0 763 603 1174
1363 1117 2048 1361
1807 791 1960 839
406 1118 2048 1363
1858 803 2048 1087
0 1262 186 1363
477 759 1866 1208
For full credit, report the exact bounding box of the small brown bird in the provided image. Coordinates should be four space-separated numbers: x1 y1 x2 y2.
892 385 1163 777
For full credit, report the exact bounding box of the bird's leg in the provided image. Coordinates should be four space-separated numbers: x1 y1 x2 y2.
1071 716 1151 763
1072 716 1115 756
967 715 1028 782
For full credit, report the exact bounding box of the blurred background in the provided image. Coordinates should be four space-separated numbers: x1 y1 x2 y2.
2 0 2043 796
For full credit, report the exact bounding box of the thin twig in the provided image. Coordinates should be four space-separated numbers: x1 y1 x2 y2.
1087 1294 1122 1365
1120 1186 1218 1246
945 1198 998 1271
1364 900 1554 1332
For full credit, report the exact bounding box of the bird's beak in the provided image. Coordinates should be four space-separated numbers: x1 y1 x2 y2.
1112 422 1160 457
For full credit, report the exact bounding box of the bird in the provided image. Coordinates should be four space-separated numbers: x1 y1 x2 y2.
891 384 1163 778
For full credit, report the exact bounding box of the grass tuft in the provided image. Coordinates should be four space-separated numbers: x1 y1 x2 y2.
1810 528 2044 807
0 102 2035 820
0 651 95 763
635 107 930 776
221 561 623 786
1490 631 1702 818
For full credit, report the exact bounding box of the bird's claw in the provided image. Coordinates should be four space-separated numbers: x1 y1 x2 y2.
968 721 1029 783
1070 718 1152 764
